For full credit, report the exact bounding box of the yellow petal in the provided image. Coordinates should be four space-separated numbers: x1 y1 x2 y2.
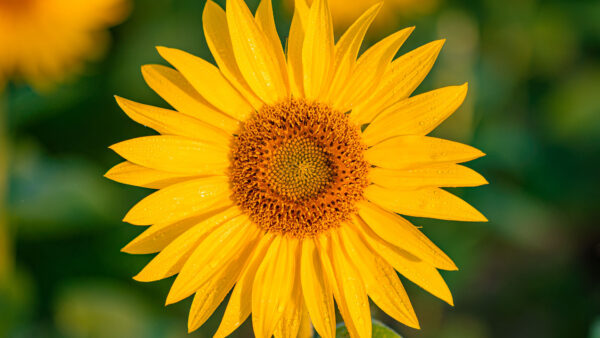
255 0 290 94
334 27 414 112
166 217 260 304
340 226 419 328
326 2 382 104
123 177 231 225
362 84 468 145
188 271 235 333
141 64 239 133
202 0 264 110
114 96 231 144
300 239 335 338
110 135 228 174
365 135 485 170
365 185 488 222
133 206 241 281
302 0 334 100
226 0 288 104
316 235 359 337
352 40 445 125
369 164 488 190
105 161 199 189
156 46 254 121
298 305 313 338
358 201 456 270
353 217 454 305
121 201 233 253
286 0 309 98
252 237 298 338
188 227 261 332
215 233 275 338
329 231 372 338
274 269 303 338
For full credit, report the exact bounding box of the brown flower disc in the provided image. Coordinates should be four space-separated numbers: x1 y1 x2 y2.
229 99 369 238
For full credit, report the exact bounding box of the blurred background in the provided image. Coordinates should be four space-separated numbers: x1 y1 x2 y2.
1 0 599 337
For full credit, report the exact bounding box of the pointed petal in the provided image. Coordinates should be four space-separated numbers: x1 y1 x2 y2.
252 237 299 338
214 233 275 338
141 64 239 133
121 202 233 253
123 177 230 225
301 239 335 338
365 135 485 170
340 226 419 329
115 96 231 144
203 0 263 110
226 0 288 104
286 0 309 98
110 135 228 174
166 217 260 304
316 235 359 337
188 228 261 332
298 306 313 338
302 0 334 100
352 40 445 124
133 207 241 281
255 0 290 94
334 27 414 112
369 164 488 190
274 270 303 338
188 272 235 333
358 201 456 270
156 46 254 121
105 161 199 189
362 84 468 145
365 185 488 222
353 217 454 305
329 231 372 338
326 2 382 104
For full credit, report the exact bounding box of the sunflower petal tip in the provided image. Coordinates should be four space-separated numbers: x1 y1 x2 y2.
434 38 446 50
132 273 146 282
122 213 140 225
165 294 176 306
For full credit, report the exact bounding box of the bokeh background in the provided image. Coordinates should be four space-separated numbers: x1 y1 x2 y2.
1 0 599 337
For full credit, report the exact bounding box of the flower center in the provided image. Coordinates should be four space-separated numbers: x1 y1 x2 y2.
269 137 333 200
229 99 369 238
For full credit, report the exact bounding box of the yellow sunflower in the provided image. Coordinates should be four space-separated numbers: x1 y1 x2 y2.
106 0 487 337
0 0 130 89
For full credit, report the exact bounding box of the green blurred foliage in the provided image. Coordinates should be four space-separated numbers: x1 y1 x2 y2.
1 0 599 337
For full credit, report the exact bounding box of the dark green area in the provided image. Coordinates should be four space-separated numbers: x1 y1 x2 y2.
1 0 599 337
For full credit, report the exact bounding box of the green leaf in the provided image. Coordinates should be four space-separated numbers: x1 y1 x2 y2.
336 320 403 338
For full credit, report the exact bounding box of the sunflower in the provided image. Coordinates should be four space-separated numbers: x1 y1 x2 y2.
106 0 487 337
0 0 130 89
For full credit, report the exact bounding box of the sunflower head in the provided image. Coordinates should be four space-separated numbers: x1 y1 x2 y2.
230 98 369 238
106 0 487 337
0 0 130 89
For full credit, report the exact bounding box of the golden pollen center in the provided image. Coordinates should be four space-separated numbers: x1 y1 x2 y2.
269 137 333 200
229 99 369 238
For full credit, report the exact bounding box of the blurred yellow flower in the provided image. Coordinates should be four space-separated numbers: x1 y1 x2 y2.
287 0 439 30
0 0 130 89
106 0 486 336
